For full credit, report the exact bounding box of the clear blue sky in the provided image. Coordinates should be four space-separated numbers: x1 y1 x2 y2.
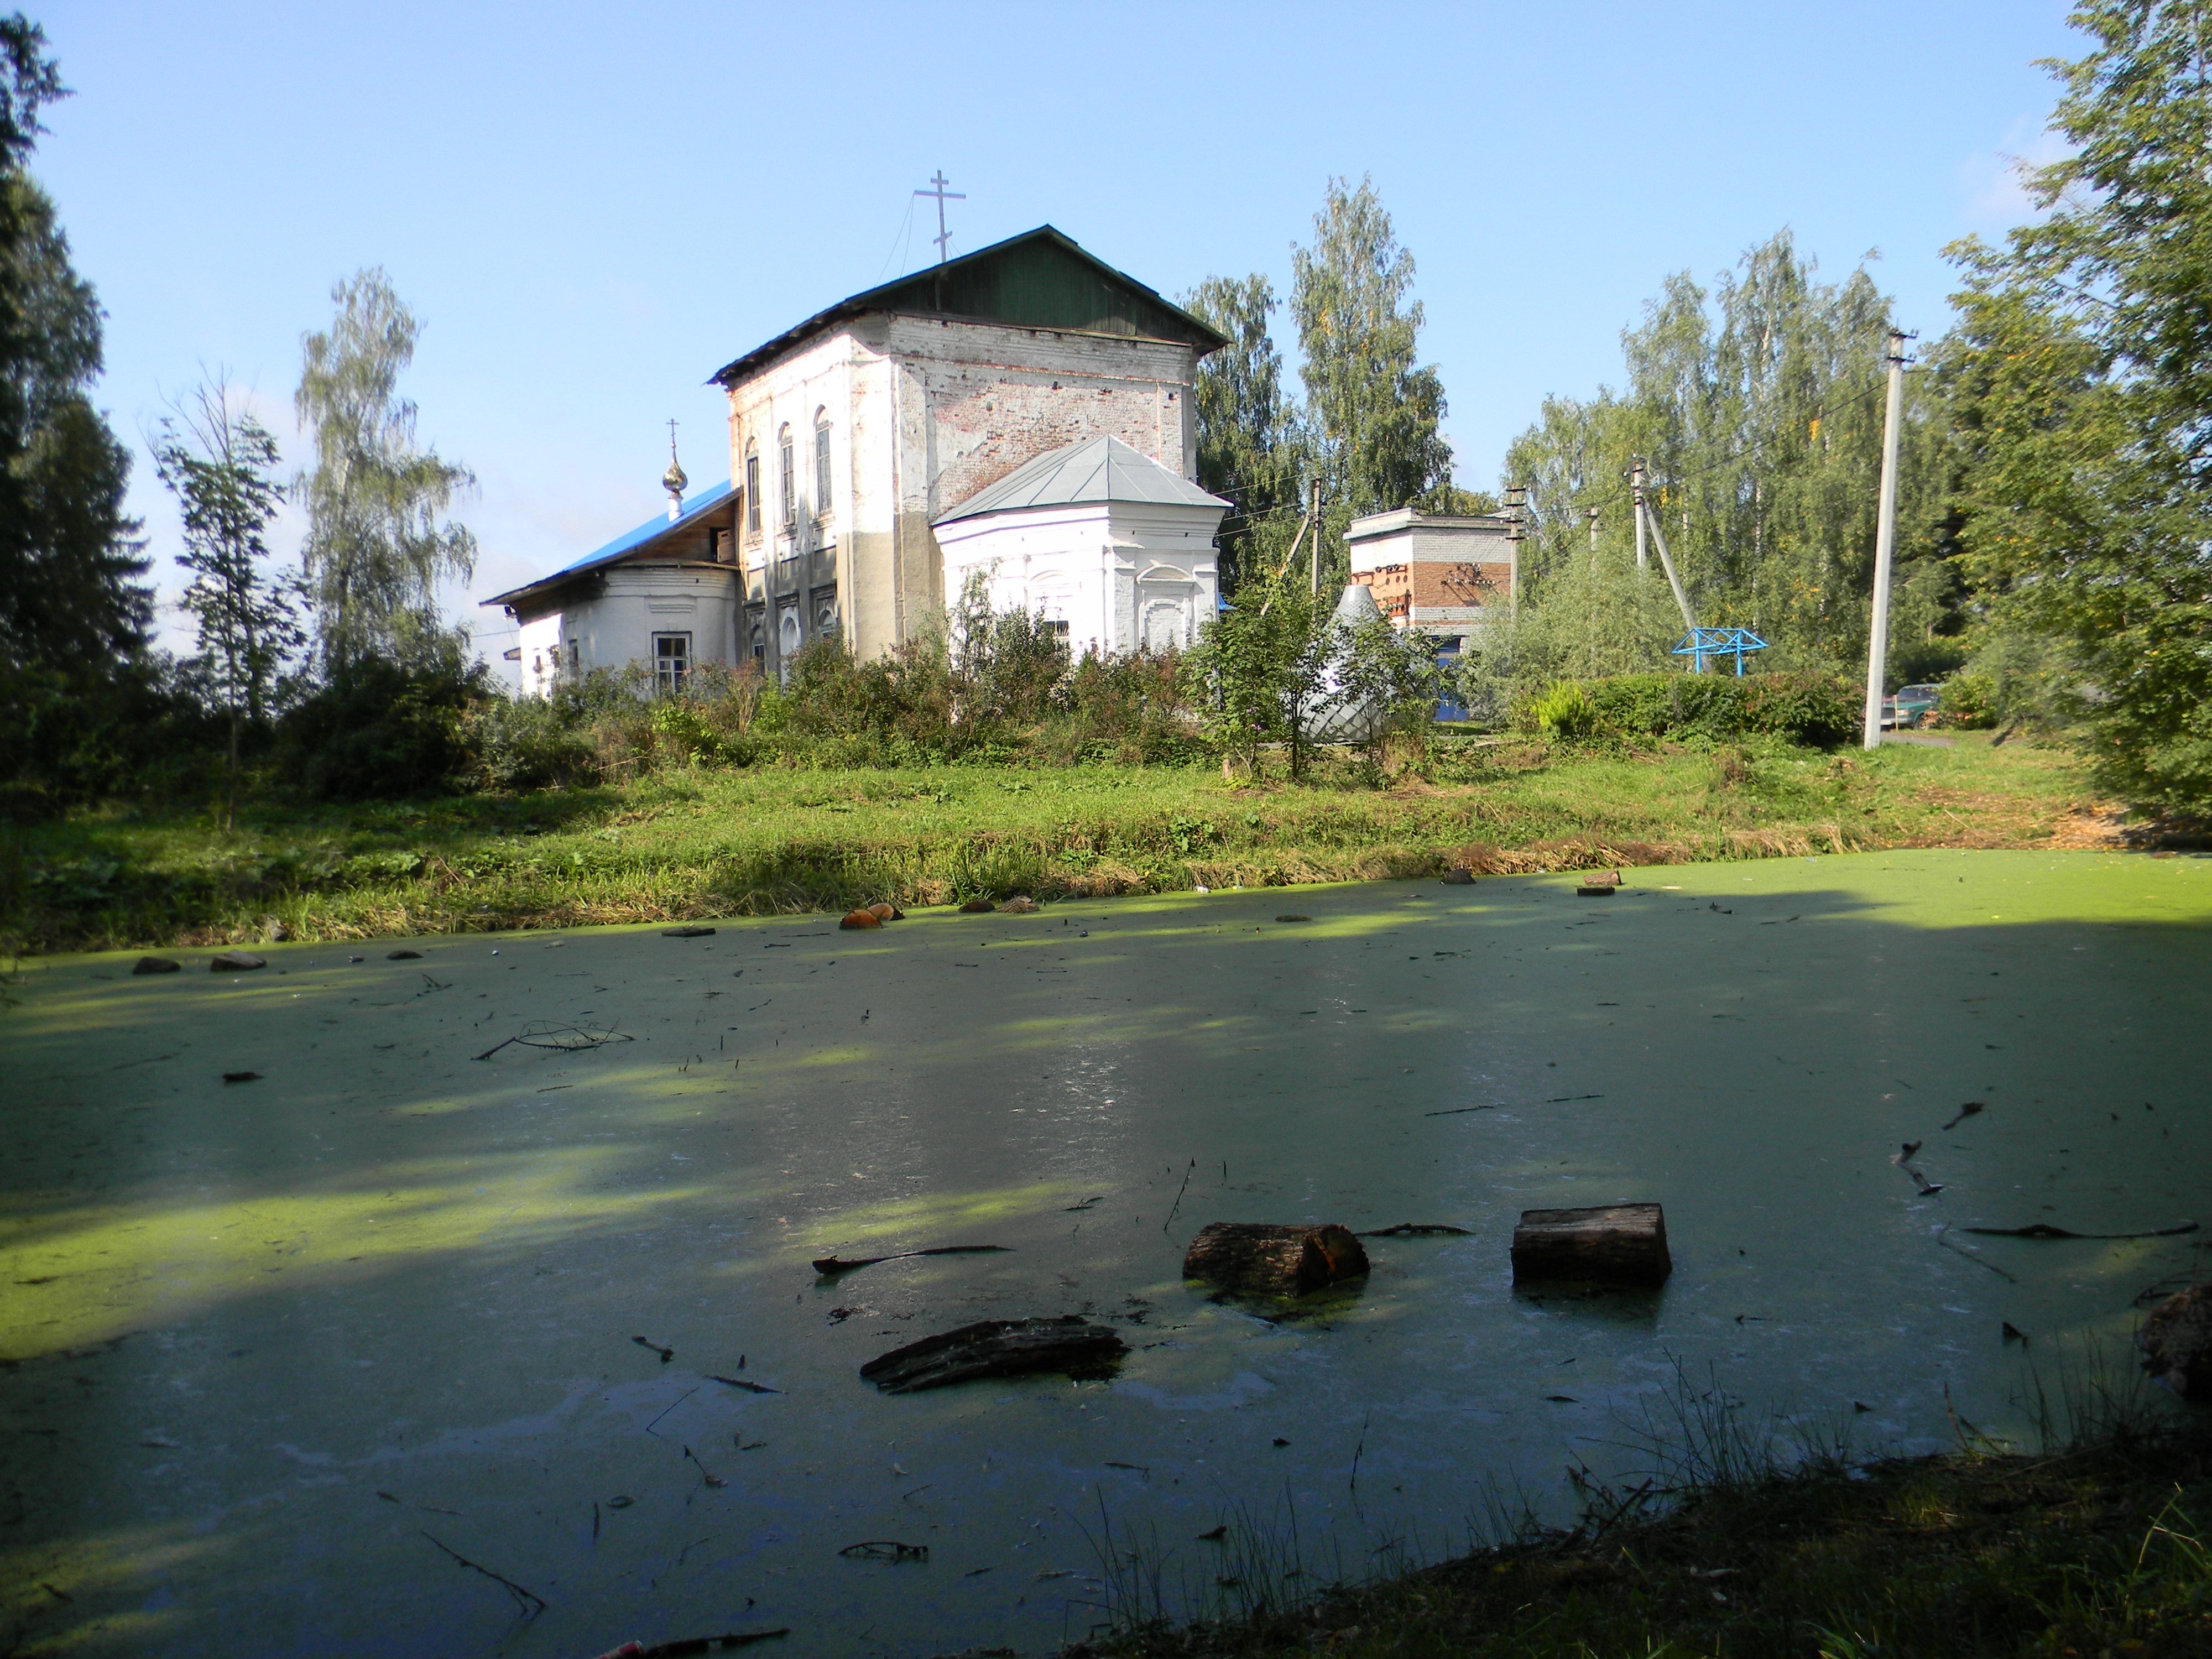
36 0 2078 674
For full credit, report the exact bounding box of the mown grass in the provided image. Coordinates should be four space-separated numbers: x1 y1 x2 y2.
1 732 2100 953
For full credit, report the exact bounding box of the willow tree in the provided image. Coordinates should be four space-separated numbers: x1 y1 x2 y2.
295 268 476 672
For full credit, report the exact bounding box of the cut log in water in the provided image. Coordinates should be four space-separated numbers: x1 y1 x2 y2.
859 1316 1125 1394
1510 1203 1671 1286
1181 1222 1370 1296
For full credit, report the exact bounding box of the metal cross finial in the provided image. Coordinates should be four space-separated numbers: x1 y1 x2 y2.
667 417 679 454
914 170 966 266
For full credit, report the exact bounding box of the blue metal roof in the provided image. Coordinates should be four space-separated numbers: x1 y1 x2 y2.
482 479 734 608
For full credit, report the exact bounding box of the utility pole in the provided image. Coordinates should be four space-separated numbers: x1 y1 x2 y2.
1310 479 1322 597
1585 506 1600 551
1630 460 1648 571
1639 497 1698 638
1861 330 1912 750
1503 484 1526 611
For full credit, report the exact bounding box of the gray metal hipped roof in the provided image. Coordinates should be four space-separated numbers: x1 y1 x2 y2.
934 435 1228 528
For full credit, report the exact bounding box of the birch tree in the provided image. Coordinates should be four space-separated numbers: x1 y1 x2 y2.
295 268 476 673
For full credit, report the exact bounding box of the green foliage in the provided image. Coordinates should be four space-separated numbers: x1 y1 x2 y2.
0 22 150 802
1522 680 1597 740
1292 176 1454 585
280 658 482 800
294 268 477 673
461 695 596 790
1504 230 1957 677
1941 2 2212 811
1515 670 1856 749
1184 273 1303 590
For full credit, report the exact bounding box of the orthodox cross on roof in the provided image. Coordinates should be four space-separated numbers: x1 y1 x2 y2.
914 170 966 267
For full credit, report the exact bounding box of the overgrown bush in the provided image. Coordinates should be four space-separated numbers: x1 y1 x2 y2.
280 659 482 799
461 695 597 789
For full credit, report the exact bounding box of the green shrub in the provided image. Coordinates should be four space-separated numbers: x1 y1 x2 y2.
1516 670 1855 749
1736 671 1857 748
463 696 596 789
1935 671 2000 729
1521 680 1599 739
281 660 481 800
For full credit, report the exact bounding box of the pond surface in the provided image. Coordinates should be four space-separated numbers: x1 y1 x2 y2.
4 849 2208 1658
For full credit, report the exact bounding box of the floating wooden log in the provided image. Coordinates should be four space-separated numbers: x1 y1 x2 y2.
1576 871 1623 898
811 1244 1011 1277
859 1316 1125 1394
2141 1283 2212 1401
132 956 181 975
1182 1222 1370 1296
1510 1203 1671 1286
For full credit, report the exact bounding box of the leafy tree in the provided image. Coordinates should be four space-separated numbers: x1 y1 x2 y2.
0 13 149 791
153 382 303 818
295 268 477 672
1184 272 1304 591
1504 230 1954 677
1291 175 1453 579
1943 1 2212 808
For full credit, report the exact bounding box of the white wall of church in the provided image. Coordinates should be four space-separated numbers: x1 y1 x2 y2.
724 313 1203 665
935 499 1219 660
512 564 741 698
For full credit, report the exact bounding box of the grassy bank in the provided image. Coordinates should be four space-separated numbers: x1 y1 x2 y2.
2 732 2102 953
1083 1417 2212 1659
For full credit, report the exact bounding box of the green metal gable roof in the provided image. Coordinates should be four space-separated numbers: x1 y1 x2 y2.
708 226 1228 388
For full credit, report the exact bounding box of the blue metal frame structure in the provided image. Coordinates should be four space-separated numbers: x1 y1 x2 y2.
1672 626 1769 676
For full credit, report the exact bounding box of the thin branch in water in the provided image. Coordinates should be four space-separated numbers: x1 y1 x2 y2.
1162 1159 1195 1235
421 1532 545 1618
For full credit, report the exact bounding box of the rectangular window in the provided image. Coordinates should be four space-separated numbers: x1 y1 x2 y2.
780 437 796 528
653 632 691 694
815 424 832 513
567 640 579 671
745 454 761 534
1044 620 1070 643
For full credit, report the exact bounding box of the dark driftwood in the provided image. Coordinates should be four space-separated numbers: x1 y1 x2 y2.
1182 1223 1370 1296
2141 1284 2212 1401
859 1316 1124 1394
1357 1223 1472 1238
811 1245 1011 1277
1510 1203 1671 1286
1965 1220 2197 1241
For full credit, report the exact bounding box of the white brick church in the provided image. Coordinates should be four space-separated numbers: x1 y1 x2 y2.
487 227 1231 693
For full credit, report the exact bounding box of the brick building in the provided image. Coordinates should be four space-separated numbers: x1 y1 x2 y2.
1345 507 1518 654
487 227 1227 692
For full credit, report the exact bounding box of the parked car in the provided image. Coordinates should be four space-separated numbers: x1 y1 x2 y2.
1881 683 1943 729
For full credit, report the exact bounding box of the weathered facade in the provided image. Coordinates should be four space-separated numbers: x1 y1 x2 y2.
487 227 1227 692
1345 508 1518 651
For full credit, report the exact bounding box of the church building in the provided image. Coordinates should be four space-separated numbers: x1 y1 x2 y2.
487 226 1230 693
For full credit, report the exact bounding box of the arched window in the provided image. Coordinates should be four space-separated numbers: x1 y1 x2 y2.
778 426 796 530
813 411 832 514
744 441 761 535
